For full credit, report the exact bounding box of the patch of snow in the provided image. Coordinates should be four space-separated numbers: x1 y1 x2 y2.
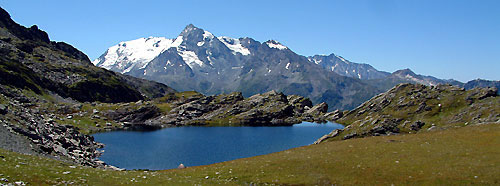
336 55 347 62
178 49 204 69
358 73 361 79
266 40 288 50
93 37 173 73
203 31 215 40
268 69 272 73
166 60 173 66
171 36 184 48
286 62 290 70
217 36 251 55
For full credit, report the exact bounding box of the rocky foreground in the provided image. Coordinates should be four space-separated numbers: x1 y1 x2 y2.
315 83 499 143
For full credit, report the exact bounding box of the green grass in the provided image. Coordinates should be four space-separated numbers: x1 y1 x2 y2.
1 123 499 185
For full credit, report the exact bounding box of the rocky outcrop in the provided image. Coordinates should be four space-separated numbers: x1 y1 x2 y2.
316 83 500 143
104 105 161 124
146 90 329 126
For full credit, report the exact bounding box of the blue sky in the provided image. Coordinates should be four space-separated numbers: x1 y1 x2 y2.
1 0 499 82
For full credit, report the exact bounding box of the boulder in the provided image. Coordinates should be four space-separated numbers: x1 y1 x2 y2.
324 109 343 121
305 102 328 116
314 129 343 144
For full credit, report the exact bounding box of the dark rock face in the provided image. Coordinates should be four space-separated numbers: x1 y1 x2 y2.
0 8 49 44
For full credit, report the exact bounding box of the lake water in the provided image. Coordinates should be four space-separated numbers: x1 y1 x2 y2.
93 121 343 170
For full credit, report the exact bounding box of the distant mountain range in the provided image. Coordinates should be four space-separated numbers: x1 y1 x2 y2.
93 24 499 110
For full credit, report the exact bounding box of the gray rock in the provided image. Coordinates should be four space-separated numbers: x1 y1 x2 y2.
343 132 358 140
314 129 343 144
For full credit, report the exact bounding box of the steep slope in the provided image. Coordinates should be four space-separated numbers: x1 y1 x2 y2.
316 83 499 143
307 54 390 79
94 24 380 110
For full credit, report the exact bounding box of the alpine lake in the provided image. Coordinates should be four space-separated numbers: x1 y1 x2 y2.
93 122 343 170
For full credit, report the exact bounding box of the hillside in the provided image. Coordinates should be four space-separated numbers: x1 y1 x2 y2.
316 83 499 143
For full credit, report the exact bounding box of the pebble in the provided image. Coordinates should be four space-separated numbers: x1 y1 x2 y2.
1 178 8 182
205 176 209 179
62 171 71 175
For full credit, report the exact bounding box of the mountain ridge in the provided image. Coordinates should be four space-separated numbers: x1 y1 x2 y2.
93 25 385 110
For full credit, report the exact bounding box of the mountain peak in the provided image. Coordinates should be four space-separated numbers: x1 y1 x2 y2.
182 24 201 34
393 68 416 76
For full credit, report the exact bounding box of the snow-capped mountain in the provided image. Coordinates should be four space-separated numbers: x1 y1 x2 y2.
93 24 463 110
308 54 389 80
94 24 380 110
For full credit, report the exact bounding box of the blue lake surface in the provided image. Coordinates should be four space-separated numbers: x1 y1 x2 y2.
92 121 343 170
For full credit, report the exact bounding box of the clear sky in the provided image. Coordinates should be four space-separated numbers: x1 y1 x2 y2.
1 0 499 82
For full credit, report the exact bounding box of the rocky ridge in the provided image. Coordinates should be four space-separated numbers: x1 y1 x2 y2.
315 83 500 143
